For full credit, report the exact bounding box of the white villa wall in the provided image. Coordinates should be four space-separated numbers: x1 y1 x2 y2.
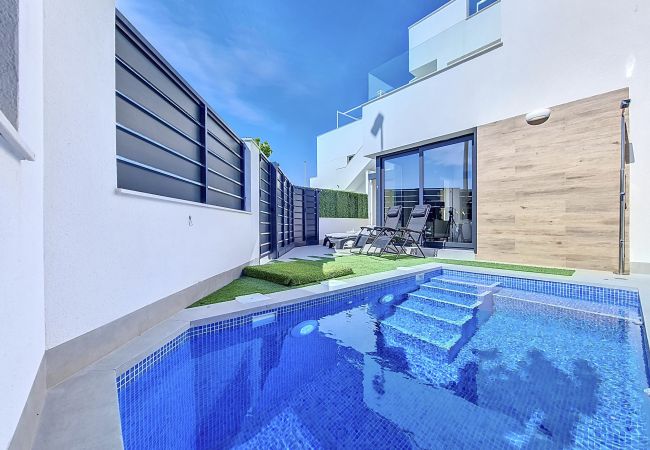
315 0 650 268
319 218 369 242
0 0 45 447
311 119 365 192
42 0 260 349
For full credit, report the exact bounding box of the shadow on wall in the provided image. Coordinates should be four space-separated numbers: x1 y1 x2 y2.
371 113 385 151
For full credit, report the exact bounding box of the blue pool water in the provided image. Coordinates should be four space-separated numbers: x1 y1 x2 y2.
117 270 650 449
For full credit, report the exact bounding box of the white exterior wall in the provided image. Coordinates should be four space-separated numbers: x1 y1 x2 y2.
42 0 260 348
315 0 650 268
0 0 45 446
319 218 369 241
311 119 366 192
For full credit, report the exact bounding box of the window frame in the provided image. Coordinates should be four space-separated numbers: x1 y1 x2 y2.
377 133 477 251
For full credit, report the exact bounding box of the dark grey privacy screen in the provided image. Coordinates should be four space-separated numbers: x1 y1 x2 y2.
259 155 321 259
258 156 294 259
274 164 294 257
115 11 245 210
259 154 273 258
293 187 320 246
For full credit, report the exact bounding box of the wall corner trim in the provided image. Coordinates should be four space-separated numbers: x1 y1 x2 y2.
0 109 35 161
8 357 47 450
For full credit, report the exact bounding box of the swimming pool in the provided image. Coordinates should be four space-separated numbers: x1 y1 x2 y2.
117 269 650 449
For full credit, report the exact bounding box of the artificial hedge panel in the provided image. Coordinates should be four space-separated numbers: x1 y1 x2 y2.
319 189 368 219
243 260 353 286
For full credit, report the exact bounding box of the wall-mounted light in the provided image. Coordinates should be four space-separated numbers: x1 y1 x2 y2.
525 108 551 125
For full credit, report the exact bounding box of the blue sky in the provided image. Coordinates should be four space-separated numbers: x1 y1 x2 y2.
117 0 445 184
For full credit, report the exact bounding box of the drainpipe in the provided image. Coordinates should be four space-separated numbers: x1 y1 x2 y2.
618 99 631 274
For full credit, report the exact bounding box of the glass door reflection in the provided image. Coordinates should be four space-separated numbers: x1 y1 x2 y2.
423 138 473 247
382 151 419 229
379 135 474 250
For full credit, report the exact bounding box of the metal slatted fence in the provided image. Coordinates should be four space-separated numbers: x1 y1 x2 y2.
259 154 274 258
259 157 320 259
115 12 245 210
274 164 294 257
293 187 320 246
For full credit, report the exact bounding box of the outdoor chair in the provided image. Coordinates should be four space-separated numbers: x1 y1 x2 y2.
350 206 402 254
323 232 359 249
366 204 431 258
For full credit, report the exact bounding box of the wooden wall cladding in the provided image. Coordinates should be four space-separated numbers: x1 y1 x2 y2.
476 88 630 272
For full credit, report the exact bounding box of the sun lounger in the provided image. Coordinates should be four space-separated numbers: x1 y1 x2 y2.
366 204 431 258
350 206 403 254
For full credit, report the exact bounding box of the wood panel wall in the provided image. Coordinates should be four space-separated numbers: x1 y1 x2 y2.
476 88 630 272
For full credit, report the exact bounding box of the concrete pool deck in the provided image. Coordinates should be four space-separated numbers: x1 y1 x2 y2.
276 245 476 262
31 262 650 449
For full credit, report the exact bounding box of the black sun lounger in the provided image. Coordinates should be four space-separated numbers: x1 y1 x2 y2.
323 232 359 249
350 206 402 254
366 204 431 258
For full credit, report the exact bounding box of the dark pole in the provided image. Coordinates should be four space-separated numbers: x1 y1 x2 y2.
619 98 630 274
463 141 469 191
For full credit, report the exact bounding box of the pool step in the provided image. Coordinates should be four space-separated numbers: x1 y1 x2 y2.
418 284 487 307
381 276 494 364
493 290 642 322
407 291 482 311
381 315 462 362
381 327 462 385
234 407 321 449
396 302 476 335
421 277 498 294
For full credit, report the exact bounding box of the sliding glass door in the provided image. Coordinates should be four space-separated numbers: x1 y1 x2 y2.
382 151 419 229
379 135 475 249
423 137 473 248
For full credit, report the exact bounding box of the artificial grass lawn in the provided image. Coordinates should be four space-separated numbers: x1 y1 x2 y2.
190 276 294 308
190 254 575 307
434 258 575 276
190 254 435 306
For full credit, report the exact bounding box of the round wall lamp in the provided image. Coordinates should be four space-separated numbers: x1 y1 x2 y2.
525 108 551 125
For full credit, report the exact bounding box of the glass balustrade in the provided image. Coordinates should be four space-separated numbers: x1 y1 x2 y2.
368 0 501 101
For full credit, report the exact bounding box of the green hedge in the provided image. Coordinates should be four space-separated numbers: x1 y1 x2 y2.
319 189 368 219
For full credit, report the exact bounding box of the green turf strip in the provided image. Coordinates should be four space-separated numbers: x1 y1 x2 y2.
433 258 575 276
243 259 353 286
190 255 574 307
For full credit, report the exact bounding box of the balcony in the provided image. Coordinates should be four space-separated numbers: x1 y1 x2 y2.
338 0 501 127
371 0 501 99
